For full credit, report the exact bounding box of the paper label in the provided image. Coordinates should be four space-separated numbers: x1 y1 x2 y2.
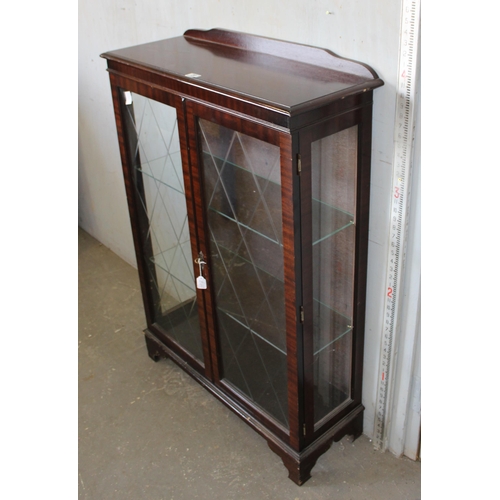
196 276 207 289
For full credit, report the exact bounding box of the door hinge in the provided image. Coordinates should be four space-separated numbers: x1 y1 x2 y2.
297 153 302 175
300 306 304 323
303 423 307 436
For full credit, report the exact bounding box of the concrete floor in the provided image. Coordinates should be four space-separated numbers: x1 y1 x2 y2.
79 228 420 499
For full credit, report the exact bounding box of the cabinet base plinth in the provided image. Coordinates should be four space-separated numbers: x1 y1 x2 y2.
267 440 327 485
267 405 364 485
143 330 364 486
145 331 168 362
341 410 364 442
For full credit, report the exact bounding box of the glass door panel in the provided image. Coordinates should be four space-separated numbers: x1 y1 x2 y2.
311 125 358 426
123 92 204 363
197 118 289 428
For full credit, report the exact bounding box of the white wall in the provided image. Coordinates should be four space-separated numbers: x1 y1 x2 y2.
79 0 420 454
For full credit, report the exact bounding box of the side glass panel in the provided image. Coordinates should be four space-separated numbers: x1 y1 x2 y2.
311 125 358 426
198 118 289 428
123 92 204 363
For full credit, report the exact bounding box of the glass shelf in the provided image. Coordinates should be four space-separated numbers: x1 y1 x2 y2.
312 298 352 356
206 234 351 357
208 206 282 246
155 296 204 362
220 309 287 356
135 150 184 196
203 160 354 356
209 234 286 353
205 281 352 358
204 151 353 248
211 238 284 284
206 204 284 282
201 151 281 191
137 167 184 196
150 259 196 295
150 241 196 295
312 199 354 246
202 151 283 246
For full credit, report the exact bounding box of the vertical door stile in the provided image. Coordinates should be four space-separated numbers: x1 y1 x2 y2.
175 97 214 380
351 101 374 405
282 131 303 451
184 100 222 384
297 128 315 447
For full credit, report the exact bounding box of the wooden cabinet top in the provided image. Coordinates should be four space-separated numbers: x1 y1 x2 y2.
101 28 383 119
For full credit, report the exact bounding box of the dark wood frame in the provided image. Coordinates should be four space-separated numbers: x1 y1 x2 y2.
102 28 383 485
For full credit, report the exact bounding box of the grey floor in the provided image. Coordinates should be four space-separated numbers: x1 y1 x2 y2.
79 228 421 499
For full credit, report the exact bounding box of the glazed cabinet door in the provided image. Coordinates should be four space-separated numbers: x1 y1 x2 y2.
111 85 211 375
300 106 372 442
186 101 299 441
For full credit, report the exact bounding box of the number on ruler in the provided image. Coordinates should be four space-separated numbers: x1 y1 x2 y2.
375 0 420 452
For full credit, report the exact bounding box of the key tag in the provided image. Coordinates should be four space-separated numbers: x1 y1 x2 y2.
195 256 207 290
196 275 207 289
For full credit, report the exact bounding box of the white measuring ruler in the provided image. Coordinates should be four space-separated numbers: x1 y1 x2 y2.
373 0 421 451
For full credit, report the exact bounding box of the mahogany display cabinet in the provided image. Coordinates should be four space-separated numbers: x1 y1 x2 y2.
101 28 383 485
